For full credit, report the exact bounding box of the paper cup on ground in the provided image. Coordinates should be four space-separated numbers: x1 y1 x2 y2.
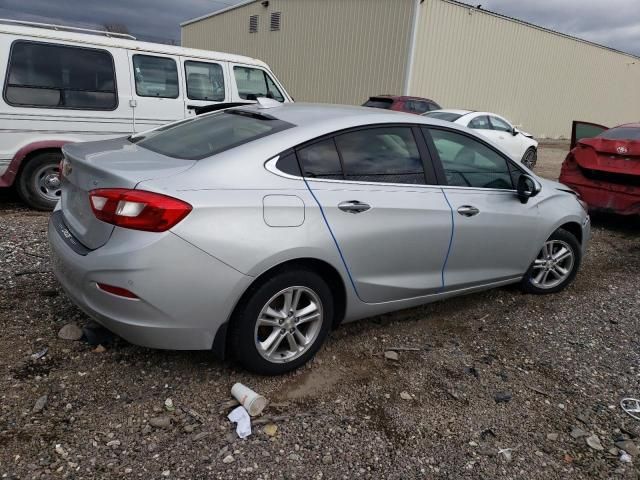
231 383 267 416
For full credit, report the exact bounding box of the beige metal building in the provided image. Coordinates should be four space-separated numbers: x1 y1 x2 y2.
181 0 640 138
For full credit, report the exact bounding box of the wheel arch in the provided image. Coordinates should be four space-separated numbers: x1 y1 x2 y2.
1 140 69 187
557 221 582 245
212 257 348 359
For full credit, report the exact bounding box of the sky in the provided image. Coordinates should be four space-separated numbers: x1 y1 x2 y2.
1 0 638 56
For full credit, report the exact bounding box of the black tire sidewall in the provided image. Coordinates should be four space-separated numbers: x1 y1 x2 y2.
230 269 333 375
522 147 537 168
521 228 581 294
16 151 63 210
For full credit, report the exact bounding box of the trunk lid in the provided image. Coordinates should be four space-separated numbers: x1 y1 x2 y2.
61 137 196 250
575 138 640 176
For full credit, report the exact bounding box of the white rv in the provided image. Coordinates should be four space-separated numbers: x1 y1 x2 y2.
0 19 292 209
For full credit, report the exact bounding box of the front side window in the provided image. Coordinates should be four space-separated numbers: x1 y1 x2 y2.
133 55 179 98
427 128 514 190
489 116 512 132
5 41 116 110
335 127 425 185
133 110 293 160
233 66 284 102
297 139 343 179
185 61 225 101
468 115 491 130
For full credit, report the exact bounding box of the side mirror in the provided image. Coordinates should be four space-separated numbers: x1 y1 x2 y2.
517 174 541 204
512 127 519 136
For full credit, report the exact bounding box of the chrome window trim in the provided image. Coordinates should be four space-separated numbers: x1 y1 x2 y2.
265 156 518 193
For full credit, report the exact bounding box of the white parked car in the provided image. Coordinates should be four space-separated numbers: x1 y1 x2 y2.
0 19 292 209
423 109 538 168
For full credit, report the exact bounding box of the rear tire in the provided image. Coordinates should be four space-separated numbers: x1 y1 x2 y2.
229 269 333 375
16 151 63 210
521 147 537 169
520 228 581 294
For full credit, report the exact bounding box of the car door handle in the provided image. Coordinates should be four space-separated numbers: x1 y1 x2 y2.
338 201 371 214
457 205 480 217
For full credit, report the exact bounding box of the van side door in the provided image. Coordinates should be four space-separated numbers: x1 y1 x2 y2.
127 51 185 132
180 57 230 117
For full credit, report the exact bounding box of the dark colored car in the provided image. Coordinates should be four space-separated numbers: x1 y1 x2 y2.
559 121 640 215
362 95 441 115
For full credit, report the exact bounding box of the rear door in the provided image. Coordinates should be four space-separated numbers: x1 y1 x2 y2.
301 125 452 303
570 121 608 149
423 127 542 290
128 52 185 132
181 57 229 117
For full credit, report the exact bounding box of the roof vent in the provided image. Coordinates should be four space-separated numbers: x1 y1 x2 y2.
249 15 258 33
270 12 281 31
256 97 281 109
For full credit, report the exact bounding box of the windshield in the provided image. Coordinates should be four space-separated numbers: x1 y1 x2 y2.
423 111 464 122
363 98 393 109
598 126 640 141
133 110 294 160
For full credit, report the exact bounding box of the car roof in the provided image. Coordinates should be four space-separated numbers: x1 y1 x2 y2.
615 123 640 129
428 109 474 116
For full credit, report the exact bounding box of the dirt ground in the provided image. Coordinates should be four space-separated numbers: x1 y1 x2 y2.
1 143 639 479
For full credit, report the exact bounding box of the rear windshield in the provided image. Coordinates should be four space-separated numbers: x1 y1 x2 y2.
423 111 464 122
598 126 640 141
132 110 294 160
362 98 393 109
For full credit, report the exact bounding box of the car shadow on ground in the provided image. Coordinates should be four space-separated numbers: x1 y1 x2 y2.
589 211 640 234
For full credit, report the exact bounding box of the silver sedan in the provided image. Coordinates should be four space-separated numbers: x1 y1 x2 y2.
48 100 590 374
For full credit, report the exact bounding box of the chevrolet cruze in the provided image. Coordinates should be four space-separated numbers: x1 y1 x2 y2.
49 99 590 374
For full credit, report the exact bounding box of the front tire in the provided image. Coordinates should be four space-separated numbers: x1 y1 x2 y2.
521 147 537 169
16 151 63 210
229 269 333 375
520 228 581 294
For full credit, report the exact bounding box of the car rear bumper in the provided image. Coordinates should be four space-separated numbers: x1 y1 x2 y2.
562 179 640 216
48 211 252 350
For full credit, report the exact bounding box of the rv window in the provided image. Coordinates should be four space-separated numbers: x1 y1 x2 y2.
233 66 284 102
185 61 225 102
133 55 179 99
4 40 117 110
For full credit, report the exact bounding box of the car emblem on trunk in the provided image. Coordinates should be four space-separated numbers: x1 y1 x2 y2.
616 146 628 154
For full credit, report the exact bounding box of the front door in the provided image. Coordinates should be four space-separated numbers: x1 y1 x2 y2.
128 52 185 132
570 120 608 149
423 127 542 290
299 126 453 303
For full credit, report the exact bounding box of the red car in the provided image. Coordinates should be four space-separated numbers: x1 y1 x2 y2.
362 95 441 115
559 121 640 215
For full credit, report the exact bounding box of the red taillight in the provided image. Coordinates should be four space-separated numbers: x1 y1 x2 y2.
89 189 192 232
96 283 138 299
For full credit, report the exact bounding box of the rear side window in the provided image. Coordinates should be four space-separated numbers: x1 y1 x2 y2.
335 127 425 184
426 128 513 189
468 116 491 129
233 66 284 102
133 110 294 160
4 40 116 110
133 55 179 99
297 139 343 179
185 61 225 101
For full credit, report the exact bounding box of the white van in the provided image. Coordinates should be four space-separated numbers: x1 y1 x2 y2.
0 19 292 209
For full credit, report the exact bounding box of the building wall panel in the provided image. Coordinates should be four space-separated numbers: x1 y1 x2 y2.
410 0 640 138
182 0 414 105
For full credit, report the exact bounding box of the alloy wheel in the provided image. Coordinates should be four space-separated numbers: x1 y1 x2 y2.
530 240 574 289
254 286 324 363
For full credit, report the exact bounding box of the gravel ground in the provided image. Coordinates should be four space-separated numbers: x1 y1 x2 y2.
1 143 639 479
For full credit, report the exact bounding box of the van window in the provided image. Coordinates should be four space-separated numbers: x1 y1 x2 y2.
233 66 284 102
4 41 117 110
133 55 179 98
185 61 225 101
